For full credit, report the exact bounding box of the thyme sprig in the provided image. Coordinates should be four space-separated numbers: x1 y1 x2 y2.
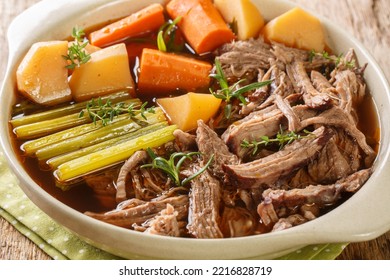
241 127 314 155
309 50 355 68
63 26 91 69
79 98 155 126
141 148 214 187
210 59 272 119
157 16 183 52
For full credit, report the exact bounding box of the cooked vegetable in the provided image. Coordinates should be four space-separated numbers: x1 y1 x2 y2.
141 148 214 186
69 43 135 101
137 48 212 95
214 0 265 40
63 27 91 69
35 109 163 161
88 3 165 47
10 91 131 127
166 0 235 54
157 92 221 131
21 99 143 155
47 122 168 169
261 7 326 52
54 124 177 182
16 41 72 106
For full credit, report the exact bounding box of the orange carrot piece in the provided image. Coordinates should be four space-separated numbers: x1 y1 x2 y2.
89 3 165 47
137 48 212 95
166 0 235 54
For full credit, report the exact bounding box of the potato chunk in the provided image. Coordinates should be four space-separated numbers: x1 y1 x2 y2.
261 7 326 52
214 0 265 40
69 43 135 102
157 92 222 131
16 41 72 106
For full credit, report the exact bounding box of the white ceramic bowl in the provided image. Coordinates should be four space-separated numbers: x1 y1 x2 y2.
1 0 390 259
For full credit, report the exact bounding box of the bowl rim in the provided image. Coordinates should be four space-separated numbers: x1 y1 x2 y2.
1 0 390 259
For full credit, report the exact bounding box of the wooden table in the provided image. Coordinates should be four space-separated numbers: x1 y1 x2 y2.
1 0 389 260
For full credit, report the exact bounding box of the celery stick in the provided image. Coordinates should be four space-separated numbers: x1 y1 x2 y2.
13 99 142 140
47 122 168 169
10 91 135 127
22 108 164 156
54 125 177 182
35 111 165 161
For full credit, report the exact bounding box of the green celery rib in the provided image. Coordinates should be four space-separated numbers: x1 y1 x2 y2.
35 110 165 161
47 122 168 169
22 108 163 156
54 125 178 183
13 98 142 140
10 91 135 128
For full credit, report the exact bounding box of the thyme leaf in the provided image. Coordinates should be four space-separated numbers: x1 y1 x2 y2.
81 98 155 126
210 59 272 119
241 127 314 155
309 50 355 68
141 148 214 187
63 26 91 69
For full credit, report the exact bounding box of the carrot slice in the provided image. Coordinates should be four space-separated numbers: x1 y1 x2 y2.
137 48 212 95
166 0 235 54
89 3 165 47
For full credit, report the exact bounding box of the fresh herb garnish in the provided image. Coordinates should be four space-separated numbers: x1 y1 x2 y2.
141 148 214 187
79 98 155 126
157 16 183 52
63 26 91 69
241 127 314 155
210 59 272 119
309 50 355 68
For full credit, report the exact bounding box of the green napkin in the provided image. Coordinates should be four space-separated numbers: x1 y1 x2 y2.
0 150 346 260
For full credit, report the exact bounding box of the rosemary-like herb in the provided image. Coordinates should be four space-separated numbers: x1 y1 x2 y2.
210 59 272 119
157 16 183 52
241 127 314 155
141 148 214 187
309 50 355 68
79 98 155 126
63 26 91 69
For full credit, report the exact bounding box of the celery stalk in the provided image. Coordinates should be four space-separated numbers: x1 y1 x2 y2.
13 98 142 140
10 91 135 127
54 125 177 182
35 111 165 161
47 122 168 169
22 108 164 156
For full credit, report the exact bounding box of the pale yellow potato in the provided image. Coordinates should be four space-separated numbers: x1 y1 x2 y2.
214 0 264 40
157 92 222 132
16 41 72 106
69 43 135 102
261 7 326 52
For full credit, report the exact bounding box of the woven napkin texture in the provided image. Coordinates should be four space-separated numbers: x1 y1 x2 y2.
0 150 346 260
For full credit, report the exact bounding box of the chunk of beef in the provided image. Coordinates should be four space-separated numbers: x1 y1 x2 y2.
173 129 197 152
116 150 148 203
287 61 331 109
224 126 333 188
222 102 317 159
220 206 257 237
85 195 188 229
196 120 239 179
142 204 181 237
187 167 224 238
216 38 274 79
257 168 372 226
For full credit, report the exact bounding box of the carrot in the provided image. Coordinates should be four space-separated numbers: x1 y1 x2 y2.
137 48 212 95
89 3 165 47
166 0 235 54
